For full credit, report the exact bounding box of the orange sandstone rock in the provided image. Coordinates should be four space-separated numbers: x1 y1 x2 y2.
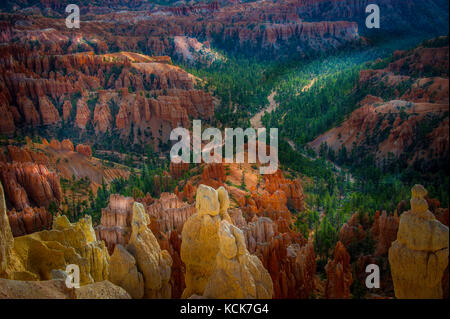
76 144 92 158
61 139 74 152
325 241 352 299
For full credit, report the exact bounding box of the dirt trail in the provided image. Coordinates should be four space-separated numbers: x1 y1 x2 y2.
250 90 279 128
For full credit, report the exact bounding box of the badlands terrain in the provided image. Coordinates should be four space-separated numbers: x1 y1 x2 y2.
0 0 448 299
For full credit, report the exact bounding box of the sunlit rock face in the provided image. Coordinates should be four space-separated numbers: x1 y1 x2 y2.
144 192 196 298
109 244 144 299
389 184 449 299
181 185 273 299
94 194 174 298
126 202 172 298
203 220 273 299
5 214 110 284
181 185 223 298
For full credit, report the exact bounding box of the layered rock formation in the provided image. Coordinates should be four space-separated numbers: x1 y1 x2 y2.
0 46 214 148
238 169 304 223
237 211 315 299
95 194 134 254
143 192 196 298
388 185 449 299
0 161 62 210
6 145 49 165
61 139 74 152
0 144 61 236
325 241 353 299
0 177 173 299
7 207 52 237
175 160 311 298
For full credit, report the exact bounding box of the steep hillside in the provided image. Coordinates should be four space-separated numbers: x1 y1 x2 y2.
310 38 449 170
0 47 214 150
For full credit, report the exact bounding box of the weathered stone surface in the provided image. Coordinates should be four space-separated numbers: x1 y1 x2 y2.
61 139 74 152
7 206 52 237
0 278 75 299
76 144 92 157
389 185 449 299
95 194 134 254
338 212 366 247
7 145 49 165
203 220 273 299
126 202 172 298
75 98 90 129
38 96 60 125
0 278 131 299
144 192 195 298
109 244 144 299
146 192 196 235
9 215 110 285
181 184 222 298
0 182 14 278
371 210 399 256
0 95 15 134
0 161 62 210
325 241 352 299
49 139 61 151
74 280 131 299
182 185 276 299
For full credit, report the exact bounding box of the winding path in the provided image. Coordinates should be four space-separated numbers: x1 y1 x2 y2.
250 90 279 128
